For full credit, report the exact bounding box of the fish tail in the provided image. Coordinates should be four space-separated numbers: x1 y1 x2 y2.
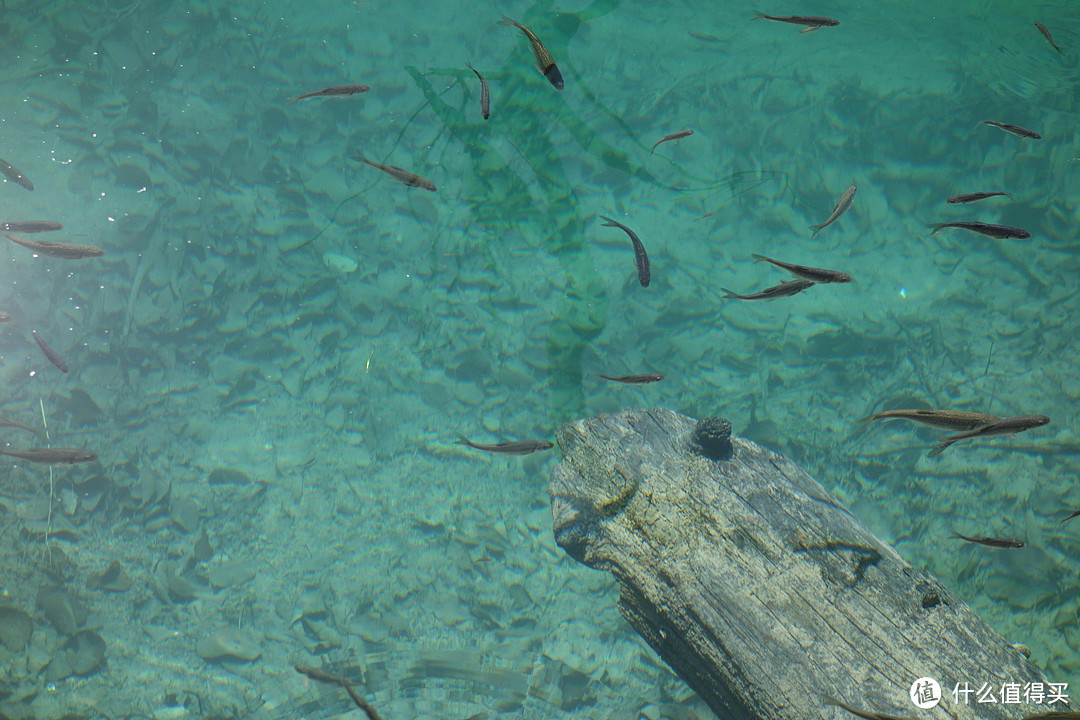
353 149 369 165
751 11 767 20
927 223 946 234
598 215 618 227
808 224 823 237
750 253 769 264
498 14 517 27
927 441 950 457
452 432 471 446
720 288 740 300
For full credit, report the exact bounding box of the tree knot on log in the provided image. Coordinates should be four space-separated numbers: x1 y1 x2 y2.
690 416 733 461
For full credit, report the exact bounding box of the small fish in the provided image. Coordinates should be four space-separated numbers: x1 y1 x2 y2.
651 129 694 153
454 433 554 456
1035 22 1063 55
599 374 664 384
599 215 651 288
0 417 42 436
978 120 1041 140
465 62 490 120
1 221 62 233
858 409 1002 431
0 447 97 464
946 191 1011 204
752 12 840 33
688 32 725 43
0 311 11 322
0 157 33 191
751 254 852 283
809 184 856 237
352 151 437 192
950 531 1025 549
1061 509 1080 525
721 278 815 301
928 221 1031 240
499 15 563 90
929 414 1049 457
31 329 68 373
7 234 105 259
289 84 370 102
820 694 913 720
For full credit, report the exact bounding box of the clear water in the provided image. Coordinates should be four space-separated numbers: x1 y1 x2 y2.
0 0 1077 717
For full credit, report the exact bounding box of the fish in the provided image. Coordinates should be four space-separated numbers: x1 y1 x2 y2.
0 417 42 436
352 152 437 192
929 414 1049 457
599 215 651 288
751 254 852 283
0 447 97 464
599 374 664 384
946 191 1011 204
651 129 694 153
950 531 1025 549
928 221 1031 240
7 234 105 259
454 433 554 456
809 184 856 237
820 694 913 720
31 329 68 373
688 32 725 43
752 12 840 33
0 157 33 191
1061 509 1080 525
721 278 815 301
978 120 1041 140
465 62 490 120
858 409 1002 431
498 15 563 90
0 311 11 322
289 84 370 102
1035 22 1063 55
1 221 62 233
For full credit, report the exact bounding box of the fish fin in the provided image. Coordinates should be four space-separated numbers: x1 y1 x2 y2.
799 26 819 33
452 432 471 446
1003 192 1013 199
927 441 949 458
808 223 823 237
751 11 766 20
750 253 769 264
598 215 618 227
720 288 739 299
927 223 946 234
497 15 517 27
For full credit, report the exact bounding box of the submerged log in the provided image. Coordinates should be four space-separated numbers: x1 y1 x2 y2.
548 408 1052 720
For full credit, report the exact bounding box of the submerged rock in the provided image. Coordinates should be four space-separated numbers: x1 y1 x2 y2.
0 605 33 651
195 627 262 663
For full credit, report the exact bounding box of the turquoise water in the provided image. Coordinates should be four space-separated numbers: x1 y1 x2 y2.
0 0 1077 717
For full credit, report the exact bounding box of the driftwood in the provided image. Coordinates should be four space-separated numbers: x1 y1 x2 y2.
548 408 1053 720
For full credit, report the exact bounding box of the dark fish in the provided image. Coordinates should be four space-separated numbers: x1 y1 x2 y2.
0 416 42 436
946 191 1011 204
928 221 1031 239
599 215 651 288
454 433 554 456
7 234 105 259
859 409 1002 431
751 254 852 283
289 84 370 102
978 120 1041 140
1035 22 1063 55
599 374 664 384
0 311 11 322
820 694 913 720
722 278 815 301
31 329 68 373
499 15 563 90
1 221 62 233
0 157 33 191
1061 509 1080 525
651 129 694 153
352 152 437 192
752 12 839 32
810 184 856 237
465 62 490 120
0 447 97 464
950 531 1025 549
929 414 1049 457
688 32 725 43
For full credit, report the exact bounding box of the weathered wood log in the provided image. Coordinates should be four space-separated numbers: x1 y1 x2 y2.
548 408 1053 720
